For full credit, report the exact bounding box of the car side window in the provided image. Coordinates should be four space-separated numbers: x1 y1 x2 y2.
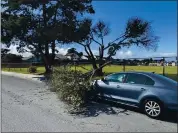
105 73 127 83
125 73 147 85
145 77 155 86
125 73 155 86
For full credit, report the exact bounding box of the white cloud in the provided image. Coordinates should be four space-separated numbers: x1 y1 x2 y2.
7 45 70 57
92 50 99 55
6 44 177 60
8 45 32 57
52 47 69 55
115 50 133 59
150 52 177 57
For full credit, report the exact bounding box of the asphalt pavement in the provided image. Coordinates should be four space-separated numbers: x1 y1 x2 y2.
1 74 177 132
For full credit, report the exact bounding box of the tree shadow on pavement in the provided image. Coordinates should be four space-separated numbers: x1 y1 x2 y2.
71 99 178 124
159 111 178 124
70 99 139 117
32 76 46 81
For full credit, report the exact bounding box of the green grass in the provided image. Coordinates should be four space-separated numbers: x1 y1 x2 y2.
71 65 178 81
2 65 177 81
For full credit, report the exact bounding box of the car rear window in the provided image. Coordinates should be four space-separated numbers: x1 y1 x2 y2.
126 73 146 85
154 74 177 85
126 73 155 85
145 77 155 86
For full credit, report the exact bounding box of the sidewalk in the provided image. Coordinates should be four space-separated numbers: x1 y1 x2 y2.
1 71 45 82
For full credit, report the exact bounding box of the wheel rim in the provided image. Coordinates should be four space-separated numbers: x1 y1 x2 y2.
145 101 161 117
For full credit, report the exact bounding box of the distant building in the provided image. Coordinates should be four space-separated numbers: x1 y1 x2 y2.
164 61 176 66
169 61 176 66
55 54 68 61
149 63 160 66
149 59 164 66
65 53 80 61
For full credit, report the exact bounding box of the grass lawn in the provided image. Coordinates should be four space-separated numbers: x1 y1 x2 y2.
2 65 177 81
71 65 177 81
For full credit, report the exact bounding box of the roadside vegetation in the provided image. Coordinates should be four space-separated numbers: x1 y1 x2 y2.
49 67 96 112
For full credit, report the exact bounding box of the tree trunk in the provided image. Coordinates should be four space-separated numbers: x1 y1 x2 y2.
41 54 52 74
44 58 52 74
91 61 104 76
44 63 51 74
51 41 55 65
95 67 104 76
42 3 51 74
96 46 104 76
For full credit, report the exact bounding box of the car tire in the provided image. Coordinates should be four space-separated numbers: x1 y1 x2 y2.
142 99 164 119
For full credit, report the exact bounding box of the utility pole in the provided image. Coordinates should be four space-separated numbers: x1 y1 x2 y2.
123 59 125 72
163 57 165 76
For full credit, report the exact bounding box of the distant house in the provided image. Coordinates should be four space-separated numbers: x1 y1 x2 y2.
149 59 164 66
163 61 176 66
149 62 163 66
55 54 68 61
168 61 176 66
65 53 80 61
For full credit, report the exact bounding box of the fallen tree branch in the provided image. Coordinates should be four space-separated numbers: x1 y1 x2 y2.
78 65 91 71
89 60 112 81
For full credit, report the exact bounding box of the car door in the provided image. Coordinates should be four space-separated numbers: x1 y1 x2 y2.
120 73 155 104
96 73 127 100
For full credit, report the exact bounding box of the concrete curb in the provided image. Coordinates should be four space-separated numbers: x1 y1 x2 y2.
1 71 45 82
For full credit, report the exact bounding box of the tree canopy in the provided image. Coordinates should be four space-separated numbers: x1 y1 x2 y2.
73 18 159 75
1 0 95 73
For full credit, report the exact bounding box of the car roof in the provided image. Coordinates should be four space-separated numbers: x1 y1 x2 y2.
115 71 155 75
113 71 177 87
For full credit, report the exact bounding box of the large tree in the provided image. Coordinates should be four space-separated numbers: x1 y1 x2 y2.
1 0 94 73
73 18 159 76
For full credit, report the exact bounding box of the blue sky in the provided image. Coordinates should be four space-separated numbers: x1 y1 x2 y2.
67 1 177 59
8 1 177 59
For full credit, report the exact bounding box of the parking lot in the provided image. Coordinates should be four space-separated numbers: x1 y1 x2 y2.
2 74 177 132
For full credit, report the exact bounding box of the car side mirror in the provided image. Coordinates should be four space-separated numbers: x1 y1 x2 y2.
101 77 105 81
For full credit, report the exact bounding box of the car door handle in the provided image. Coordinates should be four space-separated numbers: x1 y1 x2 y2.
117 85 120 88
141 88 145 91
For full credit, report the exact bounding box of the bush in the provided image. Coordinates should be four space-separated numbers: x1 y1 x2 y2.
49 67 95 110
28 66 37 73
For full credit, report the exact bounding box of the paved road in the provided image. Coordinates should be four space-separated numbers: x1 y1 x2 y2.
2 74 177 132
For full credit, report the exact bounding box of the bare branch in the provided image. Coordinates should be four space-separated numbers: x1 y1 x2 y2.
104 34 126 50
84 46 91 58
109 34 125 45
78 65 91 71
76 42 86 47
92 38 102 46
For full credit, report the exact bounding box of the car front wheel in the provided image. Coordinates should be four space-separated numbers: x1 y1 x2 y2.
143 99 163 119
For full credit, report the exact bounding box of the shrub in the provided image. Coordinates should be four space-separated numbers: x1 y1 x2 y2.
49 67 95 111
28 66 37 73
